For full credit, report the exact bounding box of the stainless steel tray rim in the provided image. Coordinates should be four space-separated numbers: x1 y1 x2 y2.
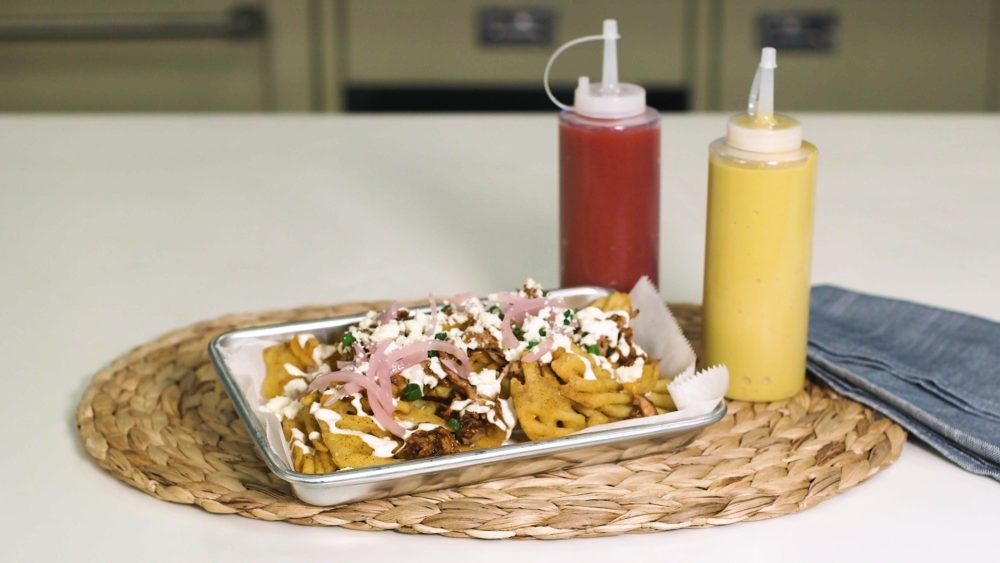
208 287 726 492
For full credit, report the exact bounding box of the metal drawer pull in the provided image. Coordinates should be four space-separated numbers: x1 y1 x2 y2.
0 5 263 42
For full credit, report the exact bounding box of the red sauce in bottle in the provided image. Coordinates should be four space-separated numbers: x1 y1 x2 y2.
559 108 661 291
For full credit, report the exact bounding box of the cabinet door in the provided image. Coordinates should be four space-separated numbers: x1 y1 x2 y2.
716 0 991 111
343 0 689 110
0 0 266 111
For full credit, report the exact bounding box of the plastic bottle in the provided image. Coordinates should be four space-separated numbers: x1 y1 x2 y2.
544 19 660 291
702 47 818 402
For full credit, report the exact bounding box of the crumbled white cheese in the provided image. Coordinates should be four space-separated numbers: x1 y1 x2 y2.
262 396 301 420
521 313 550 342
468 368 500 398
401 363 438 390
371 322 401 342
358 311 379 329
427 357 448 379
614 358 645 383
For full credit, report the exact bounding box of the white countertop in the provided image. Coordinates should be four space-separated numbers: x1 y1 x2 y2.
1 114 997 562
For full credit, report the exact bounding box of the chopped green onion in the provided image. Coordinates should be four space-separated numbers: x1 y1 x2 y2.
434 332 448 341
447 417 461 431
587 344 600 355
428 350 439 358
488 305 501 315
539 328 547 337
542 289 550 297
401 383 422 401
513 325 524 340
563 309 576 326
341 332 356 346
526 341 539 350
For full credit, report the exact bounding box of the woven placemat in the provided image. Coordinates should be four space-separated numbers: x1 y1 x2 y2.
76 302 906 539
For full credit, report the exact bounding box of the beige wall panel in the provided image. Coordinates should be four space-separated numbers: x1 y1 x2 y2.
990 0 1000 111
345 0 688 87
0 1 243 17
717 0 991 111
0 1 265 111
0 42 263 111
315 0 346 111
264 0 313 111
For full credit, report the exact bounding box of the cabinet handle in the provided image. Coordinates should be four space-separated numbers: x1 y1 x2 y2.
0 5 263 42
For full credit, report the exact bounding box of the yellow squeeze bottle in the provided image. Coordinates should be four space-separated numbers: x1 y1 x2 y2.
703 48 818 402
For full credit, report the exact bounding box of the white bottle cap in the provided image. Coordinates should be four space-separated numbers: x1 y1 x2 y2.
726 47 802 153
544 19 646 119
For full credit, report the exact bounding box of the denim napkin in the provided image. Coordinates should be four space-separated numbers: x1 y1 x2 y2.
807 286 1000 481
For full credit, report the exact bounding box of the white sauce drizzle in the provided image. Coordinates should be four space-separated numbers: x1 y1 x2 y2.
283 378 307 398
312 408 398 458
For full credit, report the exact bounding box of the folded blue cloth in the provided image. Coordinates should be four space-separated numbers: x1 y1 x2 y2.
807 286 1000 481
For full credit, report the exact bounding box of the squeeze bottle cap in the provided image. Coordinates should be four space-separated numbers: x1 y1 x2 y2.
544 19 646 119
726 47 803 153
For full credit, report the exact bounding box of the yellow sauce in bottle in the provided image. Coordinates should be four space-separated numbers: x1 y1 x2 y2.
703 136 817 401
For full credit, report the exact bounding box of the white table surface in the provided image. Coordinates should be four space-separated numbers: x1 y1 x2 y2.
1 114 998 562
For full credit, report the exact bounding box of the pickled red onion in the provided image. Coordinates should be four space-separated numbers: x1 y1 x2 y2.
384 340 471 379
308 370 402 436
378 302 400 324
308 369 364 393
352 343 366 361
311 343 404 437
522 337 555 362
449 292 476 309
500 297 564 349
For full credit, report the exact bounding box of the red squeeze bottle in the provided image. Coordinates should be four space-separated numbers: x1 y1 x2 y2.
545 19 661 291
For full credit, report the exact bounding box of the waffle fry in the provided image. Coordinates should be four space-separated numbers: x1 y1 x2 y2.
646 378 677 412
262 341 309 399
622 362 660 396
588 291 635 315
510 362 587 440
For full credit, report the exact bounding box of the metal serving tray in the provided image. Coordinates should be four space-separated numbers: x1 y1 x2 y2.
209 286 726 506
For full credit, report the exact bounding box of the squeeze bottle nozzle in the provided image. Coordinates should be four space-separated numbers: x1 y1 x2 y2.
748 47 777 122
726 46 802 153
600 19 619 92
544 19 646 119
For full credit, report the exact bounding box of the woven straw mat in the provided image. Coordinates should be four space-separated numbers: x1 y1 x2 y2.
76 302 906 539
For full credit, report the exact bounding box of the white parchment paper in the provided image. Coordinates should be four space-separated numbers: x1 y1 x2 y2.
577 277 729 433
